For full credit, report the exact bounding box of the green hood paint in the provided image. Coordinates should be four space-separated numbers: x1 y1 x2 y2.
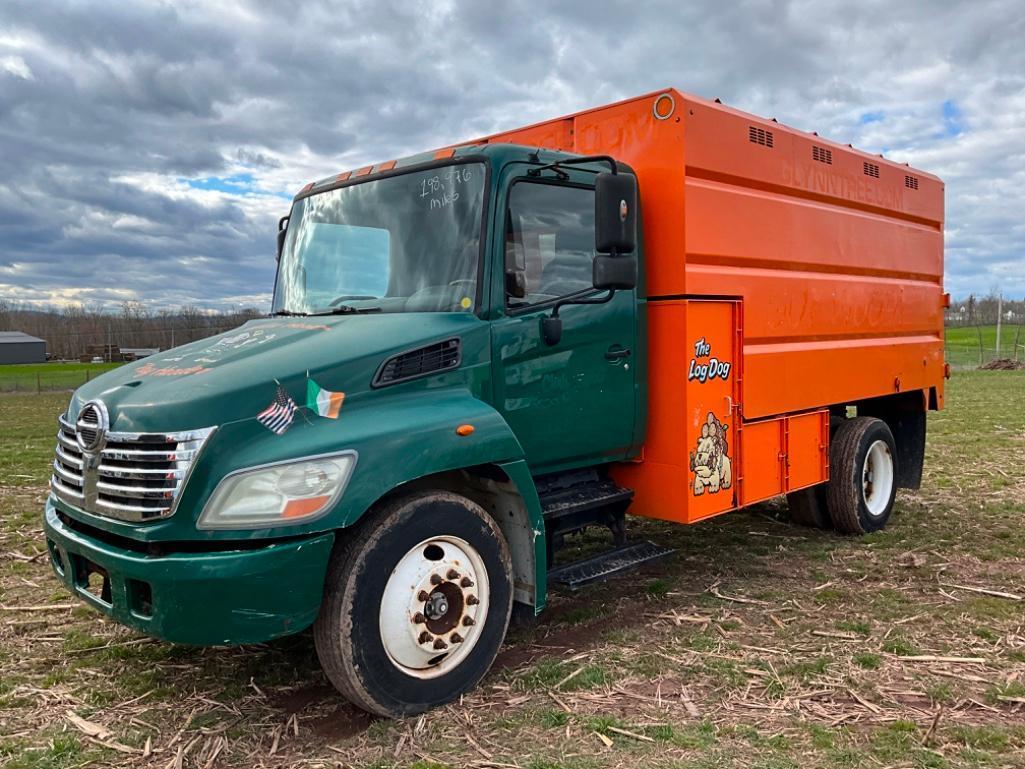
69 313 484 432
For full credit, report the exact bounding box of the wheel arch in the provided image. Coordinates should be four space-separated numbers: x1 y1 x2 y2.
354 461 547 615
850 390 927 490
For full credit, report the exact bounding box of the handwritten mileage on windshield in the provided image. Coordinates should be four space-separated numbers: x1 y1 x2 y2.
420 167 474 211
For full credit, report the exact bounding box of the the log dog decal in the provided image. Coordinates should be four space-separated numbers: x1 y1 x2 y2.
690 412 732 495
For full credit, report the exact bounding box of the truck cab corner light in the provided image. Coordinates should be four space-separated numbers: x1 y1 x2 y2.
455 424 475 437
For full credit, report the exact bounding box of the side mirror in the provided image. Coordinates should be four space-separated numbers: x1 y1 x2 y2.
593 254 637 291
276 215 289 261
505 269 527 299
595 172 637 254
541 315 563 346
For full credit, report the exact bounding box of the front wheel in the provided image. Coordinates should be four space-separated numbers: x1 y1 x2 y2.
314 490 513 717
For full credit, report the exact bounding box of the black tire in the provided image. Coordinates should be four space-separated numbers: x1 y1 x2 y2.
786 484 832 529
314 490 513 717
826 417 897 535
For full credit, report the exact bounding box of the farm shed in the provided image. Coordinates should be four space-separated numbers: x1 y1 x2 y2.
0 331 47 364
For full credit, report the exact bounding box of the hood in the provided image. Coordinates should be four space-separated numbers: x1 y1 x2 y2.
69 313 485 432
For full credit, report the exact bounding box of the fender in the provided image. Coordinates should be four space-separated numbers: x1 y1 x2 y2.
331 388 529 527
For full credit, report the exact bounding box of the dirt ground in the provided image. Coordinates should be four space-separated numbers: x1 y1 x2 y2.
2 371 1024 768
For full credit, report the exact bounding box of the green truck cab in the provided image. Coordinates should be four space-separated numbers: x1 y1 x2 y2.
43 145 648 716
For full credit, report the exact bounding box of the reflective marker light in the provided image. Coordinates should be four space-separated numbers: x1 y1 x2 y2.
197 452 356 529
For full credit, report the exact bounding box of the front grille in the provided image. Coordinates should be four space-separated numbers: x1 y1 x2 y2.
51 414 214 523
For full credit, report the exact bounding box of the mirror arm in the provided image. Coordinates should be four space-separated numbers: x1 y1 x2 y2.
551 289 615 319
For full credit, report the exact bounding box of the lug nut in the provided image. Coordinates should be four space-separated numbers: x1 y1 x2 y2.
411 612 425 624
450 633 464 644
466 595 479 606
430 574 443 585
433 638 448 650
417 590 430 601
418 631 433 644
447 569 460 580
460 577 474 588
462 616 475 627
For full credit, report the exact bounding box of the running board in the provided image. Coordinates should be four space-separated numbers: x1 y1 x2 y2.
548 541 675 591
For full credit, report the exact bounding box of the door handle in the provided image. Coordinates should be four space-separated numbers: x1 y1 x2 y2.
605 345 632 361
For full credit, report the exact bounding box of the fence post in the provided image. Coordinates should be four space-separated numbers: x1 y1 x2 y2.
85 369 90 383
1014 326 1022 362
36 372 41 394
976 325 984 367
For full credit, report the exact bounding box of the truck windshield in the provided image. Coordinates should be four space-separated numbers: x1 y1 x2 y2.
273 162 486 315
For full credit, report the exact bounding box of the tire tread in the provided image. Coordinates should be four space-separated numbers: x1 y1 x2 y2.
314 490 512 716
827 417 893 535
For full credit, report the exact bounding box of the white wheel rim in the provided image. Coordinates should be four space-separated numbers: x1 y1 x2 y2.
378 535 489 679
862 440 894 517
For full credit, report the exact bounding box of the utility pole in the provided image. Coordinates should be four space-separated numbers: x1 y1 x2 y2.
995 293 1002 360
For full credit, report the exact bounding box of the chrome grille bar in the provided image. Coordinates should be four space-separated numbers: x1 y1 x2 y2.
50 413 214 523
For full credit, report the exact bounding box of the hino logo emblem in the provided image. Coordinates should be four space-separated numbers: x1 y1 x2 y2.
75 400 110 455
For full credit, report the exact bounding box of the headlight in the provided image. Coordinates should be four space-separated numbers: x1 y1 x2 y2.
197 451 356 529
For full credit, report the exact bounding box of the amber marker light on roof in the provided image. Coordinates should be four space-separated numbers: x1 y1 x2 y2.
455 424 475 436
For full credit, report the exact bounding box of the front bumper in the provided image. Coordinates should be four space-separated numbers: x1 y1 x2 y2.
43 500 335 645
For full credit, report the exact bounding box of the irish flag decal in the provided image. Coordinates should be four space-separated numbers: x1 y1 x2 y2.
306 377 345 419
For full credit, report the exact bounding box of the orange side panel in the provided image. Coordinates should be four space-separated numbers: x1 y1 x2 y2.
740 419 783 505
786 411 830 491
745 336 944 417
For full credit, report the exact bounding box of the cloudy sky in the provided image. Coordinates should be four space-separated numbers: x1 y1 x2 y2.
1 0 1023 311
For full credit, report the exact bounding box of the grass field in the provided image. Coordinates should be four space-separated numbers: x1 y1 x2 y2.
945 325 1025 369
0 362 123 393
1 372 1024 768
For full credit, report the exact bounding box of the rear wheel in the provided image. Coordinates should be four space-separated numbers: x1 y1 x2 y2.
314 490 513 716
786 485 831 529
826 417 897 534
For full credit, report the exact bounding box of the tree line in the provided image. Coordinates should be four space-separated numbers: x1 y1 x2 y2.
945 293 1024 327
0 301 263 360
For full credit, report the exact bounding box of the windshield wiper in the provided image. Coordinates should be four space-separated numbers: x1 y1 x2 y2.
271 310 310 317
310 306 383 316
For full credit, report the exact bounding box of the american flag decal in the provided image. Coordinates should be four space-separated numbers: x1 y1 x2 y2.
257 384 297 435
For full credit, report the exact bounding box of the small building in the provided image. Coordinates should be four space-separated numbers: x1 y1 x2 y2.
0 331 47 364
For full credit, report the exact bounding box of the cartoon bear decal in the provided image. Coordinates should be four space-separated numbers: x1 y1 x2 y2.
689 412 732 495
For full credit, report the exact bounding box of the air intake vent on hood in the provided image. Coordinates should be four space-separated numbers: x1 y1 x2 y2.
373 338 461 387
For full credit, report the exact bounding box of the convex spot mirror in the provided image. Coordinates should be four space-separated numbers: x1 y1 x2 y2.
595 172 637 255
593 254 637 291
276 215 289 261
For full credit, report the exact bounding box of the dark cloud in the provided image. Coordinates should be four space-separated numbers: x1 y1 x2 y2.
0 0 1023 309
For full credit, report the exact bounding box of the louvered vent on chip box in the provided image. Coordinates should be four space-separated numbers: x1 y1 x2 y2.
748 125 774 148
373 338 461 387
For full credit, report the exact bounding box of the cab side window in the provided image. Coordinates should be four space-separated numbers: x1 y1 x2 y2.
505 182 595 307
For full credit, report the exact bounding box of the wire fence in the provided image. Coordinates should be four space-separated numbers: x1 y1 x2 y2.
945 324 1025 370
0 364 122 394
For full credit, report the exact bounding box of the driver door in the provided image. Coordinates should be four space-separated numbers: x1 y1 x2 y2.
490 171 638 473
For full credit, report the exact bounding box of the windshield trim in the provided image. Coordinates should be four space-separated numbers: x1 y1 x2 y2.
272 156 492 318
